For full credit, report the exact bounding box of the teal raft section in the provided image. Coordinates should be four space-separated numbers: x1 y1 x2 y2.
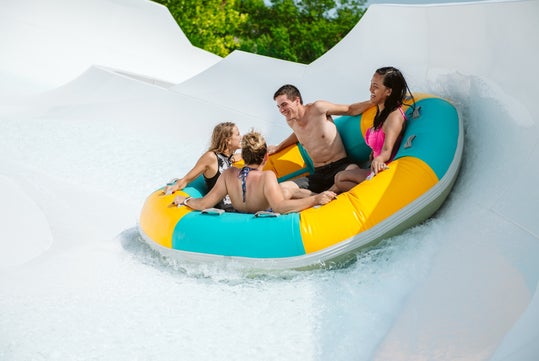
335 114 371 165
172 212 305 258
172 153 308 258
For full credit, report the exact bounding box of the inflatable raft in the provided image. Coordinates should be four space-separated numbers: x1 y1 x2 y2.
138 94 463 270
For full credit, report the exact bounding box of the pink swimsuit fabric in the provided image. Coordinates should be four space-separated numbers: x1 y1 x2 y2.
365 127 386 158
365 107 407 162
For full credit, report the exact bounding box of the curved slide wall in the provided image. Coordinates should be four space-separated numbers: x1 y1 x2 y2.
0 0 538 359
0 0 221 96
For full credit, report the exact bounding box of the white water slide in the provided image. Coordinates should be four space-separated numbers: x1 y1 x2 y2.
1 0 538 360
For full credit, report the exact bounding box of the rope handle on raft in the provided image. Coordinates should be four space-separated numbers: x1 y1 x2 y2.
404 134 416 149
255 211 280 218
198 209 280 217
412 106 421 119
164 178 180 195
201 208 225 215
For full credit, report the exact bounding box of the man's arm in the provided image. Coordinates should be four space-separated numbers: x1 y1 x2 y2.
347 100 375 116
313 100 374 117
268 132 299 155
164 151 214 194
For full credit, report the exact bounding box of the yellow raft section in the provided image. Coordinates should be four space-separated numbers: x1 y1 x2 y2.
298 157 437 253
140 190 190 249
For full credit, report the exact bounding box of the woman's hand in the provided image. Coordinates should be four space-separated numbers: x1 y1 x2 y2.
164 182 179 195
267 145 278 155
164 178 189 195
371 157 389 175
171 195 186 207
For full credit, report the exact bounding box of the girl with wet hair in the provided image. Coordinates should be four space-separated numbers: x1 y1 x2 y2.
164 122 242 210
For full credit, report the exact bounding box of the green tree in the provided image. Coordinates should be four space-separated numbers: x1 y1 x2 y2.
237 0 366 63
154 0 248 57
154 0 366 63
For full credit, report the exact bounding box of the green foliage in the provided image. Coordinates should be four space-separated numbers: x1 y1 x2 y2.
154 0 248 57
153 0 366 63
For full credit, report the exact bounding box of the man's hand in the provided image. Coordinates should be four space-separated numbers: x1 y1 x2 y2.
267 145 279 155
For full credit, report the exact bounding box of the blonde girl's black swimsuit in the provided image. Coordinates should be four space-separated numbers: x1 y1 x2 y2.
204 152 234 210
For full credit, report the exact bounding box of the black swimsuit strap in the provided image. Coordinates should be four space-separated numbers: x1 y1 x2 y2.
216 152 234 167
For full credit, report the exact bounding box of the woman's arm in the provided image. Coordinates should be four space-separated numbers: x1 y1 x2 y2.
172 171 228 210
371 111 405 174
165 151 216 194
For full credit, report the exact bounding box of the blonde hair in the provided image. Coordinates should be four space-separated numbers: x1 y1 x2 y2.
241 130 267 165
208 122 236 153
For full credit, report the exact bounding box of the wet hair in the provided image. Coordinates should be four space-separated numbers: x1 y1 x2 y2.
373 67 415 130
208 122 236 153
273 84 303 104
241 130 267 165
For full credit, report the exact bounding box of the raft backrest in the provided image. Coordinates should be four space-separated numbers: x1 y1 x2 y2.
334 114 372 167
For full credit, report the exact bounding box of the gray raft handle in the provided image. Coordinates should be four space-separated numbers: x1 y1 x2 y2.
255 211 280 218
404 134 416 149
412 106 421 119
201 208 225 215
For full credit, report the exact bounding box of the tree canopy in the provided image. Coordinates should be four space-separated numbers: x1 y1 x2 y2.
153 0 366 64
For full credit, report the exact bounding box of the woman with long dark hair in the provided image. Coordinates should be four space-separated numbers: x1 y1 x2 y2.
333 66 414 192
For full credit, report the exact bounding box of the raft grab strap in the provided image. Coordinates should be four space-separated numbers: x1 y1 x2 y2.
412 106 421 119
201 208 225 215
255 211 280 218
404 134 416 149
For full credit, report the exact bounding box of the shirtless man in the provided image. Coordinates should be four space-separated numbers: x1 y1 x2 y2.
171 130 336 214
270 84 373 195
